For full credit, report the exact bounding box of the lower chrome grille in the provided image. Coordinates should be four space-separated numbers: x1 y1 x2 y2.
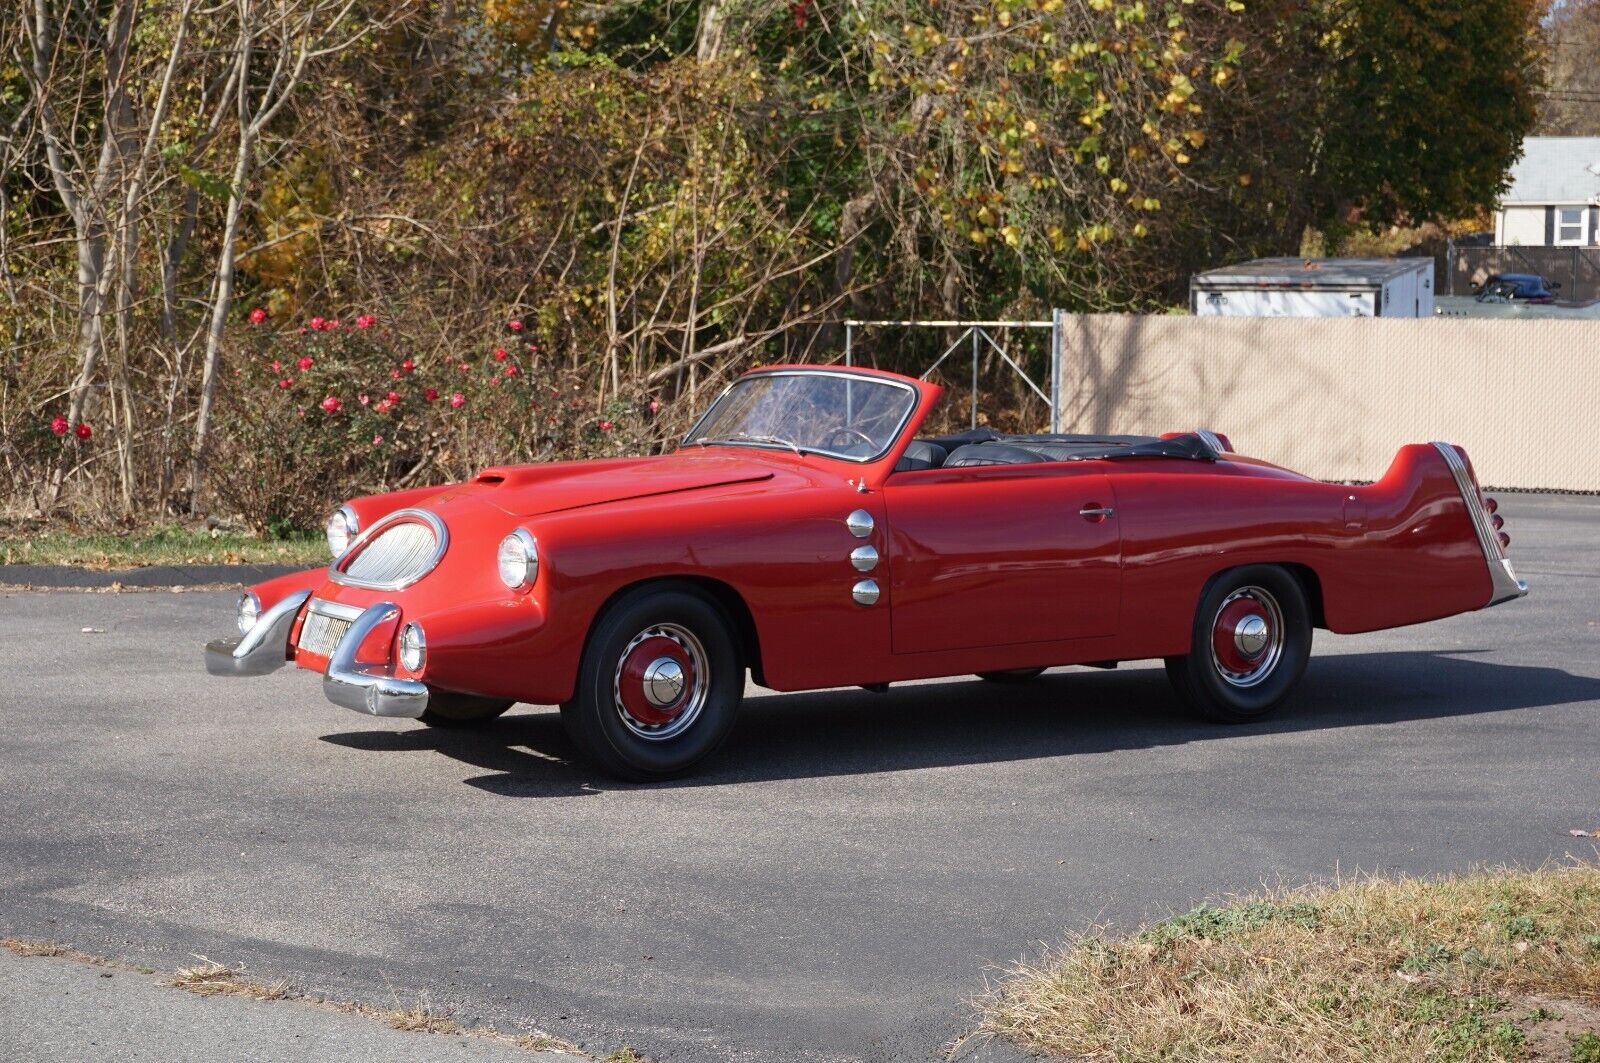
297 600 361 657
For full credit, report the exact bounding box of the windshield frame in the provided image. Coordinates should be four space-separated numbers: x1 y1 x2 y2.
680 368 922 464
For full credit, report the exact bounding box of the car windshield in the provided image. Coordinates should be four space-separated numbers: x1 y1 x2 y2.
683 371 918 461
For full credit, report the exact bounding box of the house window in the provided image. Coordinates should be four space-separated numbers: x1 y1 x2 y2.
1556 206 1586 245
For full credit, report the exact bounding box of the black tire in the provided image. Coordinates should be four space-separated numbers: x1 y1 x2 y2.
420 692 516 728
1164 565 1312 723
976 667 1047 683
560 586 742 781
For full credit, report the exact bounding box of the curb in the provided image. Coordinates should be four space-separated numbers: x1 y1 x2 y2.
0 564 306 589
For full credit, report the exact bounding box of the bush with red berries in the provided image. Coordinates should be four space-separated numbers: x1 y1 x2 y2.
210 313 666 533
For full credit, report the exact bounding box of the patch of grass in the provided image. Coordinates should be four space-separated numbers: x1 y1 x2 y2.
1 524 325 568
2 938 70 958
984 863 1600 1062
1571 1032 1600 1062
170 957 292 1001
382 999 465 1035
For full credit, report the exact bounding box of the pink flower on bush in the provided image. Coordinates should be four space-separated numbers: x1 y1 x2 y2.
385 390 401 403
648 399 660 413
458 362 470 373
297 356 313 371
489 376 501 388
75 422 93 440
373 434 384 445
309 316 325 330
328 319 341 330
599 420 613 431
424 387 439 401
449 392 465 408
507 319 523 332
320 395 342 414
269 360 282 372
375 399 392 413
355 314 376 329
401 359 415 373
50 415 69 436
504 364 519 377
493 347 508 361
249 307 267 325
277 378 293 389
390 369 401 379
358 393 370 406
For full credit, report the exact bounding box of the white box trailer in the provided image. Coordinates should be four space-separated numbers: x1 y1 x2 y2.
1190 257 1435 318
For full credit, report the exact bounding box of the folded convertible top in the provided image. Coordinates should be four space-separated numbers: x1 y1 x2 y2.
922 428 1219 466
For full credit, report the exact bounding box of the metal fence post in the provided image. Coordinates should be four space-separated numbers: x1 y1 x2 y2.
970 327 980 429
1049 308 1065 433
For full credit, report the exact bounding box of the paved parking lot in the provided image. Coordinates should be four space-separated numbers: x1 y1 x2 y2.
2 493 1597 1062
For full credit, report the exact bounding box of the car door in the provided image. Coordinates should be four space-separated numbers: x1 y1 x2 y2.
881 465 1121 654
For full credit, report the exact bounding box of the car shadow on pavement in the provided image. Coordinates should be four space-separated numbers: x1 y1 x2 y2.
318 649 1600 795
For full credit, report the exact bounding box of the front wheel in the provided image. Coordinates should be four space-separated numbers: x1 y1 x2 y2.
1164 565 1312 723
561 587 743 781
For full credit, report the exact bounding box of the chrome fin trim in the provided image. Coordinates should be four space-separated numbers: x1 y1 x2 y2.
204 590 311 676
1430 441 1528 607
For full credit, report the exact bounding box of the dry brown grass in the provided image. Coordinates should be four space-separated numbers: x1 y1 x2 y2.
169 957 293 1001
984 863 1600 1062
2 938 72 959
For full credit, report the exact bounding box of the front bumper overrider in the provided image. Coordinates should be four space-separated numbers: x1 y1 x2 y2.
203 593 429 719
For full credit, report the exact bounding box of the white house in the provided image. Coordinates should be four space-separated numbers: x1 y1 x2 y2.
1495 136 1600 246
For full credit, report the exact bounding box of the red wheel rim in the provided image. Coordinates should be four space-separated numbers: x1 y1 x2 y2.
611 625 709 740
1209 587 1284 688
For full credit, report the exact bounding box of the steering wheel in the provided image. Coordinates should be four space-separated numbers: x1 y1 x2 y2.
825 426 876 450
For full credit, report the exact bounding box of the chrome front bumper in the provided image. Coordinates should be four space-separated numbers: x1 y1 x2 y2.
319 601 429 719
205 591 311 676
203 594 429 719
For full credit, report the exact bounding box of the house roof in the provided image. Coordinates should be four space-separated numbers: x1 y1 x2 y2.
1502 137 1600 205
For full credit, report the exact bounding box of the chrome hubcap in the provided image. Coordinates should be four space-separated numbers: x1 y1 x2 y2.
641 657 686 707
1233 614 1269 658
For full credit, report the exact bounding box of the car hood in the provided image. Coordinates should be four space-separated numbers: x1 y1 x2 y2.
457 453 776 518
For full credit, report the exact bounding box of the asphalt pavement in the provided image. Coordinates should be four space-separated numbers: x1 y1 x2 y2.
1 493 1596 1062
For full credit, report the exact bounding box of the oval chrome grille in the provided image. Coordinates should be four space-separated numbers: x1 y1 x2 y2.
337 514 444 589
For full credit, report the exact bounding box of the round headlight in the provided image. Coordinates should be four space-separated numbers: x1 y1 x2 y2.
398 623 426 672
237 592 261 635
326 506 358 558
496 529 538 589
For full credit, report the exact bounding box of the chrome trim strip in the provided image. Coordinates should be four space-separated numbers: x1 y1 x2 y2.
306 598 363 622
204 590 311 676
679 368 921 464
1430 441 1528 607
1194 428 1226 453
321 601 429 718
329 508 449 591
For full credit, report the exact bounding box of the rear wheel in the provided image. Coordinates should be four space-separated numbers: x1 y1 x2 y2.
1164 565 1311 723
420 692 515 727
561 586 742 781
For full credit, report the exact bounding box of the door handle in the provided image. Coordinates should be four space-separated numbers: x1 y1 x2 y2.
1079 505 1115 522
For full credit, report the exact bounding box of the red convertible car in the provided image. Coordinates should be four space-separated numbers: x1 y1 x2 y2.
205 365 1526 779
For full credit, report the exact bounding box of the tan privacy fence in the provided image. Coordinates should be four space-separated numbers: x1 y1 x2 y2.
1053 315 1600 491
